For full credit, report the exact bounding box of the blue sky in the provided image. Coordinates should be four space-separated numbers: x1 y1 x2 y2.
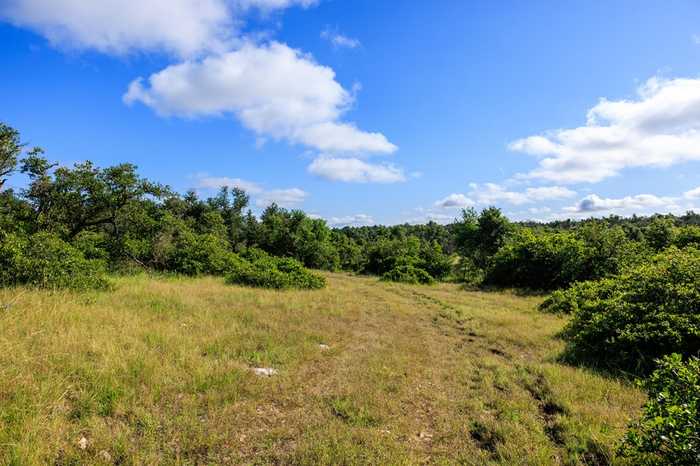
3 0 700 225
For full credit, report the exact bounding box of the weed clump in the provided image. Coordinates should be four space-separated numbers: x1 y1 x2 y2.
329 397 380 427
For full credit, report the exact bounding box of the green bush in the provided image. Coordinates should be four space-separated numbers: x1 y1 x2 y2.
0 232 110 290
225 254 326 290
560 247 700 375
364 236 449 282
72 231 110 261
485 229 588 290
645 217 676 251
575 223 650 279
381 265 435 285
620 354 700 466
153 216 240 276
540 279 618 315
674 226 700 249
419 241 452 280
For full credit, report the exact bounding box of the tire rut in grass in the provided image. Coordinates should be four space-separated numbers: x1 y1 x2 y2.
522 371 568 447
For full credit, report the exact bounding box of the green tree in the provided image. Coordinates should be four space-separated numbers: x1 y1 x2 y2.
455 207 511 269
21 155 164 239
645 216 676 251
0 123 22 191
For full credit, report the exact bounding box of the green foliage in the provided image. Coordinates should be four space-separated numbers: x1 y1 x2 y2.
364 236 450 283
455 207 511 269
645 217 676 251
381 264 435 285
365 236 421 275
0 123 21 191
485 229 588 290
574 222 649 278
226 252 326 290
485 223 649 290
560 247 700 375
331 231 366 272
329 397 380 427
153 216 241 276
257 204 339 270
419 240 453 280
21 155 163 239
674 226 700 249
72 230 111 261
620 354 700 466
539 279 618 315
0 232 109 290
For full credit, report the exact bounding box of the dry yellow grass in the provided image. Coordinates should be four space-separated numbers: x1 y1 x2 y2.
0 273 644 465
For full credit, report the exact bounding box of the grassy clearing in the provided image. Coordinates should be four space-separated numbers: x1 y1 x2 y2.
0 273 643 465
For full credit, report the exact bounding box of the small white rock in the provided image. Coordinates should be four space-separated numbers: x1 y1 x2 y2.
78 436 88 450
251 367 278 377
319 344 330 350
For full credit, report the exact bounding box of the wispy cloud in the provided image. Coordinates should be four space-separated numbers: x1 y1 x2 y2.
193 174 307 208
321 27 360 49
326 213 375 227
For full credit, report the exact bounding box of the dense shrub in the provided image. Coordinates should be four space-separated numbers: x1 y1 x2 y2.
381 265 435 285
484 229 588 290
620 354 700 466
574 223 649 279
645 217 676 251
153 216 240 276
365 236 421 276
226 253 326 290
332 232 367 272
559 247 700 375
674 226 700 249
540 279 618 315
0 232 109 290
364 236 450 283
418 241 452 280
72 230 110 261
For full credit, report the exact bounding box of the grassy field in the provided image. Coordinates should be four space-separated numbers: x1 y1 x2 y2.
0 273 644 465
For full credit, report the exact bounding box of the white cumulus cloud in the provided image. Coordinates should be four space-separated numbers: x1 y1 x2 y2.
434 193 474 209
510 77 700 183
467 183 576 205
124 42 396 155
308 157 406 183
684 186 700 199
0 0 318 57
256 188 307 208
0 0 234 57
565 194 678 213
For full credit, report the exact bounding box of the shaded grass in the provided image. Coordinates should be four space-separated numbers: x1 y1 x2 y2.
0 273 643 464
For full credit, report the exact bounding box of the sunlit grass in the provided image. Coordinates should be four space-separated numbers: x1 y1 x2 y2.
0 273 643 464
